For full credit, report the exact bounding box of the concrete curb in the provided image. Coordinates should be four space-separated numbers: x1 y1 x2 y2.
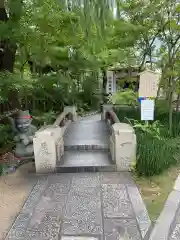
126 184 151 239
149 174 180 240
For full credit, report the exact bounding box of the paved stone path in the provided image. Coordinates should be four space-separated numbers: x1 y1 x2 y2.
5 172 151 240
64 114 110 149
59 115 113 170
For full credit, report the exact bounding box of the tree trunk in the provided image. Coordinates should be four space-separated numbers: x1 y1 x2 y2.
102 68 107 103
0 0 21 109
176 93 180 112
169 89 173 136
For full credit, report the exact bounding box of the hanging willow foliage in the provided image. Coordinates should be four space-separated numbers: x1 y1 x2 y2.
56 0 116 36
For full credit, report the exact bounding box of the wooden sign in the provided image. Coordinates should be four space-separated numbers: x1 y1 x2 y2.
138 70 160 98
106 71 114 94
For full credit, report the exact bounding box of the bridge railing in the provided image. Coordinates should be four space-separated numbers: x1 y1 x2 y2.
102 104 136 171
33 106 77 173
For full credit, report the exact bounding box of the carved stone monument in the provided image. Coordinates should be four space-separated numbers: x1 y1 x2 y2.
33 126 63 173
9 110 37 159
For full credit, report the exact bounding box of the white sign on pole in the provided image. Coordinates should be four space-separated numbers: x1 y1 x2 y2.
106 71 114 94
141 99 155 121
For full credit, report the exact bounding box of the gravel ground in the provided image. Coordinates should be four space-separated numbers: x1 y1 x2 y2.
0 162 37 240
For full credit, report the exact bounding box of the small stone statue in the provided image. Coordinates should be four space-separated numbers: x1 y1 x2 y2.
9 110 37 159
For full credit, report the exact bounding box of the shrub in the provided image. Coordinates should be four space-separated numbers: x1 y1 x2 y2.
32 110 58 127
136 132 180 176
109 90 138 106
0 125 14 151
115 107 180 176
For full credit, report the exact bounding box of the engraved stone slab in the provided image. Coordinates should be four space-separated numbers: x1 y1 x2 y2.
104 218 141 240
33 126 63 173
127 185 151 238
101 184 134 218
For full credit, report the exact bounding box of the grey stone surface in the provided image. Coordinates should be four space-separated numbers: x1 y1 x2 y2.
101 184 134 218
6 173 149 240
59 114 113 171
60 151 112 167
64 116 110 148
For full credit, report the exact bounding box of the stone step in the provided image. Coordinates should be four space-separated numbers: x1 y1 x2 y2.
57 150 115 173
56 165 116 173
64 144 109 151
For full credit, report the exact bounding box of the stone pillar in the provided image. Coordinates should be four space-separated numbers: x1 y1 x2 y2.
111 123 136 171
33 126 64 173
64 106 77 121
101 104 113 120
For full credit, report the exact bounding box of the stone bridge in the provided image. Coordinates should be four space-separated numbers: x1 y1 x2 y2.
33 105 136 174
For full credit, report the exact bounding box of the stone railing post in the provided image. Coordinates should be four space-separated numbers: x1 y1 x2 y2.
101 104 113 120
111 123 136 171
33 126 64 173
64 106 77 121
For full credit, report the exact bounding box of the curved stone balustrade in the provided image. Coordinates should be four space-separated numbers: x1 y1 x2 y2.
102 104 136 171
33 106 77 173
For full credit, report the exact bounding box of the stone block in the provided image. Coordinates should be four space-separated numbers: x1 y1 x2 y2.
33 126 63 173
64 106 77 121
111 123 136 171
101 104 113 120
